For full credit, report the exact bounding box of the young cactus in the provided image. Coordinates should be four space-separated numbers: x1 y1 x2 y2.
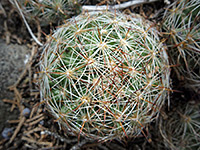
12 0 82 25
163 0 200 92
158 102 200 150
40 11 170 141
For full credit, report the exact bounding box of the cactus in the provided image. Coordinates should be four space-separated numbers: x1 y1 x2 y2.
163 0 200 92
13 0 82 25
158 102 200 150
40 11 170 141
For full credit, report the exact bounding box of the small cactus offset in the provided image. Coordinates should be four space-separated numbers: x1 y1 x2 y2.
163 0 200 91
13 0 82 25
158 103 200 150
40 11 170 141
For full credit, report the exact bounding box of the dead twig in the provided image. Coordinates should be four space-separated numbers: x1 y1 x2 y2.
82 0 158 11
26 113 44 123
2 98 18 112
22 136 53 146
28 116 45 126
70 140 88 150
41 130 78 144
4 21 11 44
9 116 26 144
0 2 7 17
29 105 37 118
38 145 66 150
7 119 20 124
2 99 18 105
24 127 43 136
13 0 43 46
3 87 23 112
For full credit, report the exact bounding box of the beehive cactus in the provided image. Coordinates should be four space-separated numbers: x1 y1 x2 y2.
158 103 200 150
40 11 170 141
163 0 200 92
12 0 82 25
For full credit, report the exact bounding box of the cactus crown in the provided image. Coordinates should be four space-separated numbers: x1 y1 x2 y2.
40 11 170 140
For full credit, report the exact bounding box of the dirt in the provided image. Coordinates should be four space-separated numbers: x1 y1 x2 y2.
0 39 31 138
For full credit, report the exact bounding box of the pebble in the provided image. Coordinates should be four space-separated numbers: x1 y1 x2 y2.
1 127 13 139
39 120 44 125
22 108 31 117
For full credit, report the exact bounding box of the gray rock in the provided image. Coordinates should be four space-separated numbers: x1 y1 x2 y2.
22 108 31 117
1 127 13 139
